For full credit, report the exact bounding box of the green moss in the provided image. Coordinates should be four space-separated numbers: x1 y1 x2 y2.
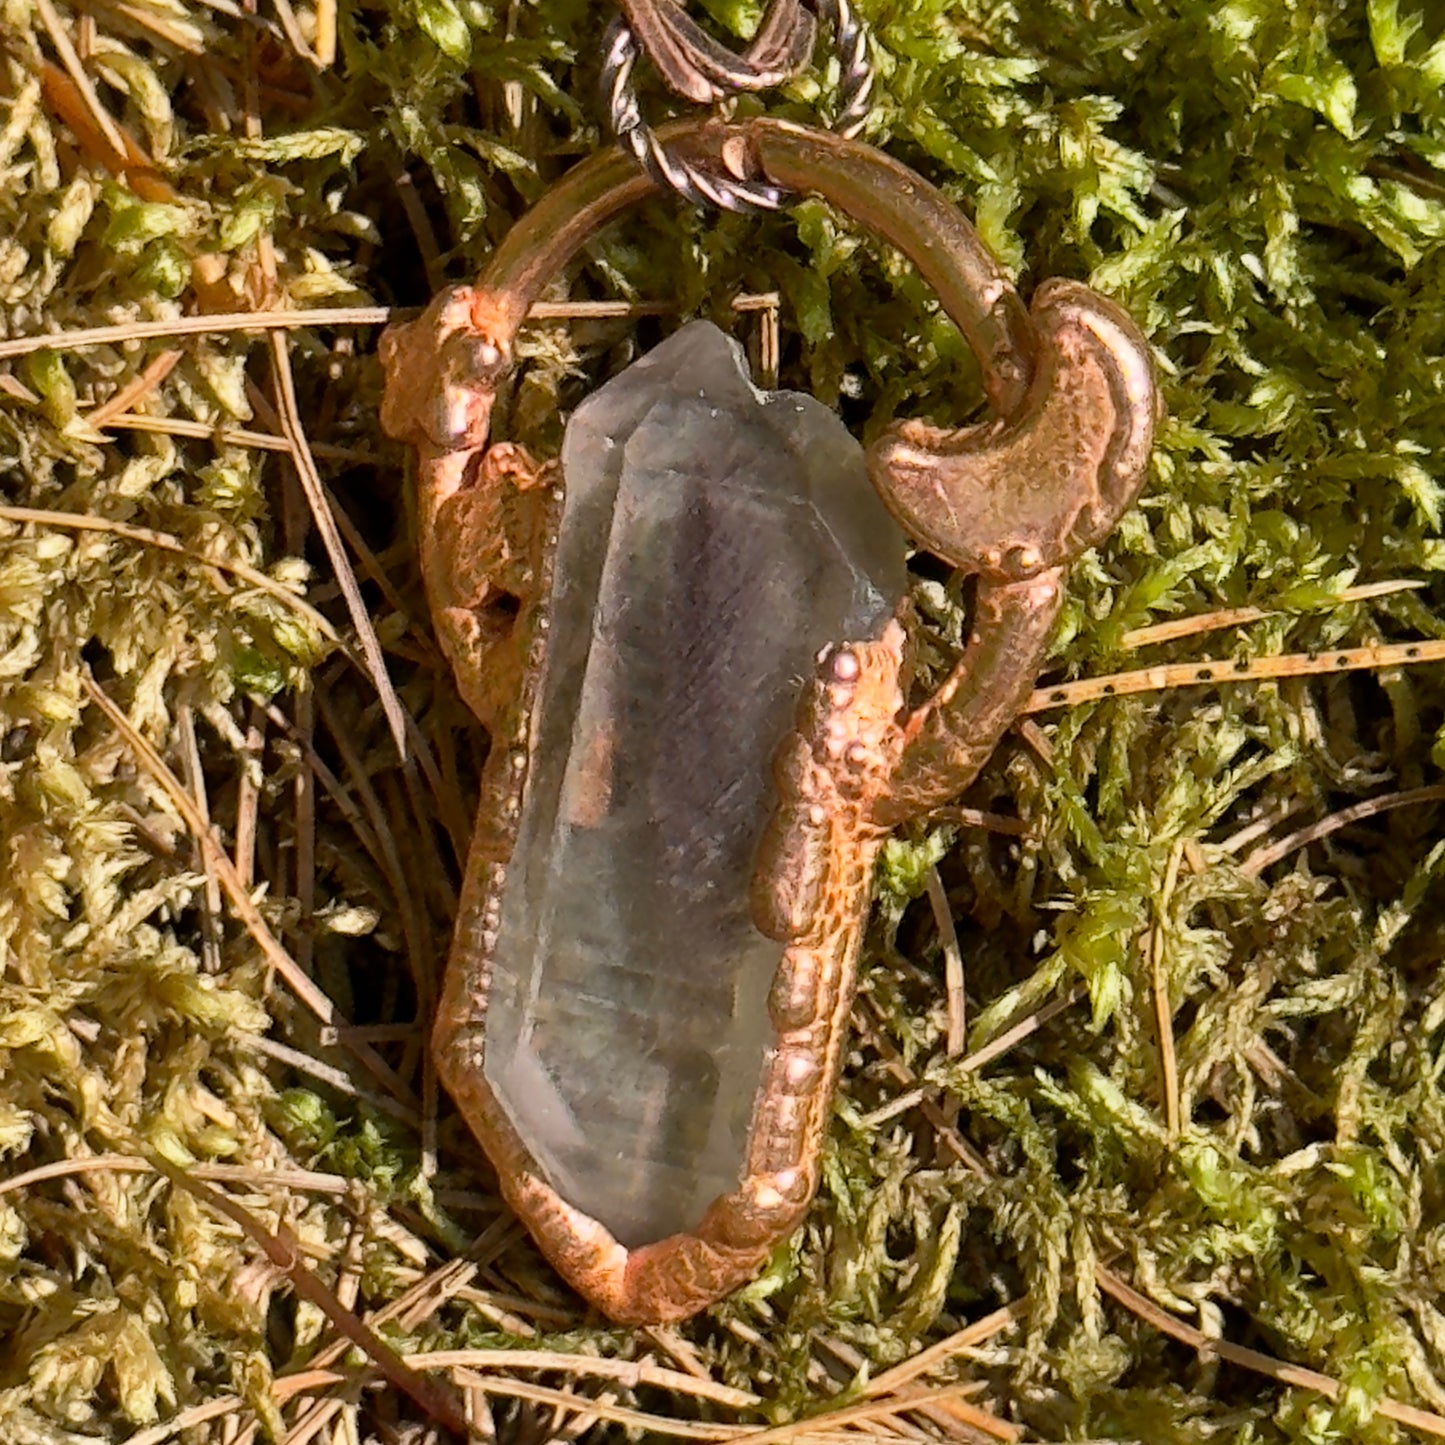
2 0 1445 1439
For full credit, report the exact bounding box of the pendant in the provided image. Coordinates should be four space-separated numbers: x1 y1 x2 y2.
379 116 1158 1323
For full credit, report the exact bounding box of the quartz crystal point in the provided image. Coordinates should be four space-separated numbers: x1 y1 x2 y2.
484 321 905 1246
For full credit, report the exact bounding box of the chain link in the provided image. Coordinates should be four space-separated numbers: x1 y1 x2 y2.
614 0 816 101
602 0 876 214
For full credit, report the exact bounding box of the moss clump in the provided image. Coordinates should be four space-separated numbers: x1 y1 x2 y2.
1 0 1444 1440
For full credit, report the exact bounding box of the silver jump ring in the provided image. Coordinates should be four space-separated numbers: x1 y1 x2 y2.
602 0 875 215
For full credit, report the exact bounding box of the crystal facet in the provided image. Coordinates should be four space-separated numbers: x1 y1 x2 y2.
483 322 905 1246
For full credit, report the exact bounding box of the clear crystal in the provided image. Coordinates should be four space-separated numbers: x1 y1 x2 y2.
483 322 905 1247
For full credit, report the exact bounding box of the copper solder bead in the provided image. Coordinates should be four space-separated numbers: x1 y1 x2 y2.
818 702 892 802
767 954 822 1031
741 1164 813 1218
379 285 511 451
778 1046 822 1094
